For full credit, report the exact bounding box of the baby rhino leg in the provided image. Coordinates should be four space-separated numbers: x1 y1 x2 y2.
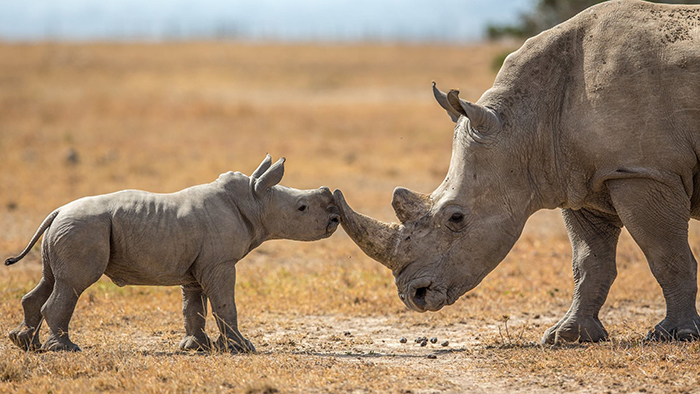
41 218 109 351
9 276 54 351
179 283 211 351
199 262 254 353
42 278 103 352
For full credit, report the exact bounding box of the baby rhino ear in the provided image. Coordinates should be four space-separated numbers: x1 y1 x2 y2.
252 153 273 179
254 157 285 198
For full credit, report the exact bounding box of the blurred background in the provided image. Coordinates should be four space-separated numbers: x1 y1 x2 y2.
1 0 530 42
1 0 697 43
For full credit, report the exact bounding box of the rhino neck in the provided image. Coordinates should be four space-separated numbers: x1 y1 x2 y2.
478 26 582 212
216 173 271 256
475 94 570 214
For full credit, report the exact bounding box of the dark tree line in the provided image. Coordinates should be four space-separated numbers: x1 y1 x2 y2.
487 0 700 39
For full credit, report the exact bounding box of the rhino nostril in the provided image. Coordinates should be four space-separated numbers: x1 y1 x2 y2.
413 286 429 307
330 214 340 224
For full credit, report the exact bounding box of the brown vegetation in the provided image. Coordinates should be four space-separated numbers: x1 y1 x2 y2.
1 42 699 393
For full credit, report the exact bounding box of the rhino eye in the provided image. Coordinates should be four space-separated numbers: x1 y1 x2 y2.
445 207 467 232
298 204 308 212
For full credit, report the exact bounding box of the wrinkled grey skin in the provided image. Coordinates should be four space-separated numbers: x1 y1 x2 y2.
336 0 700 344
6 155 340 352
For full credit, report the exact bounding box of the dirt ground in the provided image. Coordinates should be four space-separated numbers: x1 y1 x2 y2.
1 42 699 393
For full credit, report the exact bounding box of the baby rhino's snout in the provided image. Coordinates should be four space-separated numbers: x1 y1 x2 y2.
320 186 341 234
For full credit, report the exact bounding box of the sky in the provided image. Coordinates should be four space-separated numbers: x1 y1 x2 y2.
0 0 533 43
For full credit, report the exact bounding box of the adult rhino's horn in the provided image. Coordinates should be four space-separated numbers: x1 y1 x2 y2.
333 189 403 272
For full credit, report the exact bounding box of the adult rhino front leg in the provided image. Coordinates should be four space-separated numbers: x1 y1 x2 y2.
543 208 622 344
199 262 255 353
609 178 700 341
179 283 212 351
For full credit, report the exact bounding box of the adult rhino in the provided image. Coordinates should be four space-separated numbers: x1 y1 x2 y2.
334 0 700 343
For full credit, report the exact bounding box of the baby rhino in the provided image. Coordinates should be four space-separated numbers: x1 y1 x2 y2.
6 154 340 353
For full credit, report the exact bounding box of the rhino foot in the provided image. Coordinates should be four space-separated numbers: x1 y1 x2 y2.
9 324 42 351
646 317 700 341
215 335 256 354
542 315 608 344
179 334 212 351
42 334 81 352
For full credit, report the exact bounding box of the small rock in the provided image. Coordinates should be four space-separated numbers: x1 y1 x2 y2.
420 339 428 347
430 337 437 344
64 148 80 165
399 337 407 343
441 341 449 347
414 337 423 343
344 331 352 336
427 354 437 359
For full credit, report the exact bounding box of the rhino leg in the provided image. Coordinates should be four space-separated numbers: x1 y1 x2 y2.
179 283 211 351
9 275 54 351
543 208 621 344
41 231 108 352
200 262 255 353
609 178 700 341
41 279 94 352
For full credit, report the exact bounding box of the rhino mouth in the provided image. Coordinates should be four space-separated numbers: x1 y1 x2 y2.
325 211 341 236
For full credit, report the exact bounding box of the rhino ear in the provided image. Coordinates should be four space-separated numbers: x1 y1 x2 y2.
392 187 430 223
433 82 501 131
433 82 462 123
446 89 501 131
252 153 272 179
254 157 285 198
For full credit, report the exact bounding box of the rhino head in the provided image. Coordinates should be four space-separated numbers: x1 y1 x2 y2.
335 83 538 312
250 154 340 241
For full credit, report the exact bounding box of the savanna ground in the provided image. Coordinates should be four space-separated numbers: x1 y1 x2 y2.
1 41 699 393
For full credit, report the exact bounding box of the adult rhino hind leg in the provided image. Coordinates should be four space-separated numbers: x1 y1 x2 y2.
609 178 700 341
179 283 212 351
543 208 622 344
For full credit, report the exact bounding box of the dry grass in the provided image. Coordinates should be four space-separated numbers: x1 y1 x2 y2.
1 41 699 393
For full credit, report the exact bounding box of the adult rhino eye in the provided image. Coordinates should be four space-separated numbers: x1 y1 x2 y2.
298 204 307 212
445 208 467 233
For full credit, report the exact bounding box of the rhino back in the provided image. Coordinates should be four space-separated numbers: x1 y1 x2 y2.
71 185 250 286
575 1 700 130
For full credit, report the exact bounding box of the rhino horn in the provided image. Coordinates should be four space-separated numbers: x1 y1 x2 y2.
433 82 501 131
391 187 430 223
333 189 403 272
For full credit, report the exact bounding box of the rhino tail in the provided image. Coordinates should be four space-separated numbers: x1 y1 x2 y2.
5 210 60 266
